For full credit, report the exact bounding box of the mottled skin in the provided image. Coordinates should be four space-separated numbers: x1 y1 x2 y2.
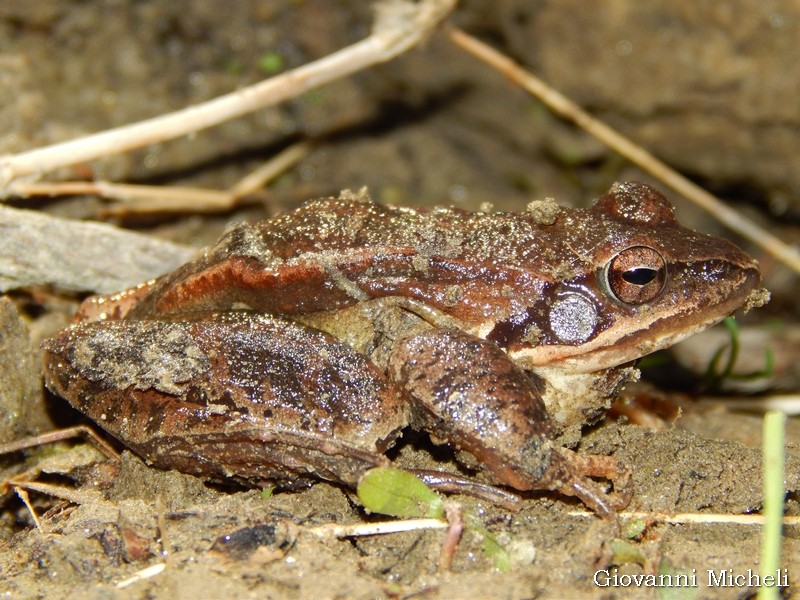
43 182 761 518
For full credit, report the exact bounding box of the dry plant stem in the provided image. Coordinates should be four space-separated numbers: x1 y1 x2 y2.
308 510 800 544
449 27 800 276
11 141 313 213
155 494 170 560
569 510 800 526
13 487 43 534
0 425 120 460
308 518 448 538
0 0 456 194
10 480 102 507
101 141 313 215
116 564 166 589
228 140 313 199
309 511 800 545
438 503 464 573
15 181 234 211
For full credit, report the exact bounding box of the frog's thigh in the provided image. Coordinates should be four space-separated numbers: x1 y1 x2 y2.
386 328 557 491
43 313 406 487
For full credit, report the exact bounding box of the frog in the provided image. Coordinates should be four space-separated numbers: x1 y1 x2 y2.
42 182 762 518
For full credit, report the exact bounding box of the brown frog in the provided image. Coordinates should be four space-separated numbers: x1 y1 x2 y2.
42 182 761 518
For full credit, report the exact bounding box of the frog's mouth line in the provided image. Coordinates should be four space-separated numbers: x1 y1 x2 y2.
510 315 722 373
508 268 761 373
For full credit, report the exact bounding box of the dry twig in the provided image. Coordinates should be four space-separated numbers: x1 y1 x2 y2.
438 502 464 572
0 0 456 195
116 564 166 589
307 518 448 539
9 140 313 216
449 27 800 276
13 487 43 534
569 510 800 526
0 425 120 461
10 480 102 508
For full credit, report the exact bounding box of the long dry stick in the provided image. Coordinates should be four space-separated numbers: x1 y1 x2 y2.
10 140 312 216
570 510 800 526
449 27 800 276
306 510 800 540
0 0 456 194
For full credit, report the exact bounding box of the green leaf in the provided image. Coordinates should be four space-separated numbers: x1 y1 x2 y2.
657 558 698 600
622 518 647 539
357 467 445 519
481 530 512 572
609 539 646 567
257 52 284 74
704 317 773 391
759 411 786 600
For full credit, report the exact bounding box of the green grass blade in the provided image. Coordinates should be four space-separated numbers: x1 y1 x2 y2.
758 410 785 600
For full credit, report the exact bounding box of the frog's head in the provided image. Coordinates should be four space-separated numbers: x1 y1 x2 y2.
502 182 763 373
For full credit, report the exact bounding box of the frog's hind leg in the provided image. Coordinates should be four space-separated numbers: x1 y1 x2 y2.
43 311 408 490
387 328 632 518
410 470 523 510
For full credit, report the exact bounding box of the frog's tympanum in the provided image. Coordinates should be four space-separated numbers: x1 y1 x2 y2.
43 182 761 518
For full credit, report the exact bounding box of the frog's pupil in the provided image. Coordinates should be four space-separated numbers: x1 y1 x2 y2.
622 267 659 285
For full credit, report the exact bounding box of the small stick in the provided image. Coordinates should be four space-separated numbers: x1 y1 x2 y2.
307 518 448 539
13 181 234 211
11 140 312 217
0 0 456 194
567 510 800 526
9 480 102 506
105 140 314 216
0 425 120 460
116 563 166 589
155 493 170 560
449 27 800 276
308 509 800 541
14 486 44 534
227 140 313 199
438 503 464 572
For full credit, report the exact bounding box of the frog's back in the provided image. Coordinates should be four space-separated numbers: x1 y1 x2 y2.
127 191 568 324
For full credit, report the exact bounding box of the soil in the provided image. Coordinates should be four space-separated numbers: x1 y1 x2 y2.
1 2 799 599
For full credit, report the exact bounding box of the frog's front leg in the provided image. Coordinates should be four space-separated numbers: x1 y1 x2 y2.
387 329 632 518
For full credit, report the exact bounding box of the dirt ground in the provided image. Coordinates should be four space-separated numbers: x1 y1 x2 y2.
1 1 799 598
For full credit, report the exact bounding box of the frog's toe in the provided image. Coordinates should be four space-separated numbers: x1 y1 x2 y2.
552 448 633 519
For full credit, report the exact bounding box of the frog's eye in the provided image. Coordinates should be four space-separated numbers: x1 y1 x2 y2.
605 246 667 305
